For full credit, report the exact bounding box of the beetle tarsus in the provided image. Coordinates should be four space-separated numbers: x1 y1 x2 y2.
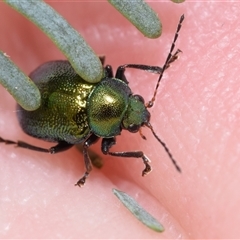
165 49 182 69
142 155 152 176
75 173 89 187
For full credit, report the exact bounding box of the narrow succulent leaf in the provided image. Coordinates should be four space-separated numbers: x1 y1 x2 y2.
0 51 41 111
108 0 162 38
113 189 165 232
5 0 103 83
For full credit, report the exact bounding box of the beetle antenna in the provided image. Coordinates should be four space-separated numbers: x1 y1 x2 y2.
147 14 184 108
146 122 181 172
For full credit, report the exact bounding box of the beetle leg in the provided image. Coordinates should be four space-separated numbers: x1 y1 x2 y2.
49 141 74 153
101 137 152 176
165 49 182 68
115 49 182 82
104 65 114 78
116 65 162 81
0 137 73 153
75 134 99 187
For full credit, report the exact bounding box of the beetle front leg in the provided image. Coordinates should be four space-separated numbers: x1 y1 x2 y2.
115 49 182 82
75 134 99 187
101 138 152 176
104 65 114 78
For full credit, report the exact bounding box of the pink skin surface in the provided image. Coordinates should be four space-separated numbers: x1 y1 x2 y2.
0 1 240 238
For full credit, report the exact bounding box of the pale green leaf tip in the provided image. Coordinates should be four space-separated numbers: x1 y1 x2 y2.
108 0 162 39
112 188 165 232
171 0 185 3
0 51 41 111
17 88 41 111
70 57 103 84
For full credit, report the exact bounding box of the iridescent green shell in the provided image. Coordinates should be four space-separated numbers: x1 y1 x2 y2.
17 60 95 144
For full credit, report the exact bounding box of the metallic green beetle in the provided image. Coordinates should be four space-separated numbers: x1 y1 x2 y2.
0 15 184 186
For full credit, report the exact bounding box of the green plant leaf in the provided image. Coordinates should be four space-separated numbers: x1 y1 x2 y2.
0 52 41 111
113 189 165 232
4 0 103 84
171 0 185 3
108 0 162 39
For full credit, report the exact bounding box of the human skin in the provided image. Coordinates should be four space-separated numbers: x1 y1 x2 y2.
0 1 240 238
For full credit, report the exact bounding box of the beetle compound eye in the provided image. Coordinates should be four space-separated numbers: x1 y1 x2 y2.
127 124 140 133
133 95 145 104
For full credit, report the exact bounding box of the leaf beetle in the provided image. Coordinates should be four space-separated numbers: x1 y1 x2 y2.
0 15 184 187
